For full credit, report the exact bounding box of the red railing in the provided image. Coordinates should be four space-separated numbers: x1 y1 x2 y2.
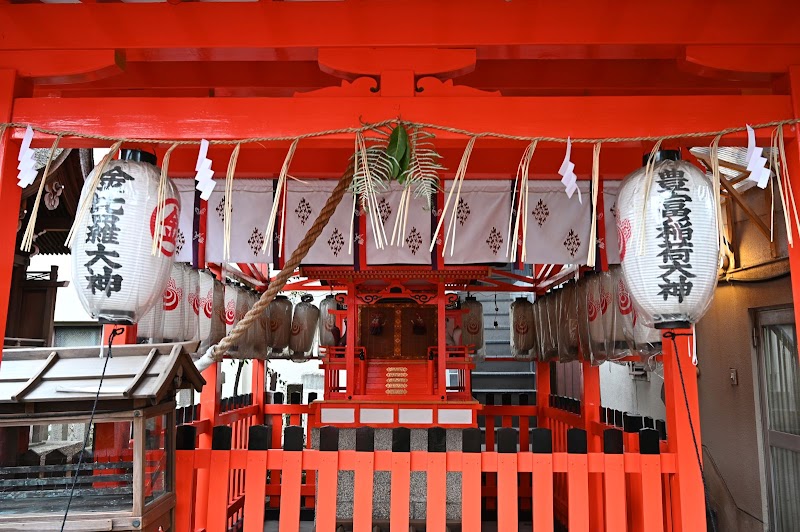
175 423 675 532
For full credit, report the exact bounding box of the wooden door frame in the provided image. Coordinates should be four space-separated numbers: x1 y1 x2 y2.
752 304 799 531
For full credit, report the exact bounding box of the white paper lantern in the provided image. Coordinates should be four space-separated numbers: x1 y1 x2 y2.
461 296 485 358
251 292 269 358
318 295 341 348
613 265 663 358
510 297 535 357
600 269 630 360
556 284 580 362
269 295 293 353
584 274 608 364
617 154 718 327
162 264 186 341
71 151 179 324
184 267 200 342
289 295 320 357
198 270 225 351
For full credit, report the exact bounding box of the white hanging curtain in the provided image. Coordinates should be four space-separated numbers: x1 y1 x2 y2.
603 180 622 265
285 180 354 265
206 179 274 263
173 178 196 264
367 182 431 265
443 179 513 265
524 180 591 265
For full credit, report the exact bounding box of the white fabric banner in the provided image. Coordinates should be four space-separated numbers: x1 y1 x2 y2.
367 182 432 265
207 179 274 263
525 180 591 265
603 181 622 265
173 179 196 264
285 180 354 265
443 180 513 264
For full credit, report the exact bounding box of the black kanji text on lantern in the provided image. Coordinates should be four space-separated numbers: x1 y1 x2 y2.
655 168 695 303
84 166 134 297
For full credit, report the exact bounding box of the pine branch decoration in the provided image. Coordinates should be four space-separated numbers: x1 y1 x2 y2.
401 127 444 209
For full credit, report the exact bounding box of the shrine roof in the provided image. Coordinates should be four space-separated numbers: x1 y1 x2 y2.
0 341 203 407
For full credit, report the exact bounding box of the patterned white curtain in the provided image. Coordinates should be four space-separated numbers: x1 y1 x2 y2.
524 180 591 265
443 180 513 264
285 179 354 265
367 182 432 265
206 179 274 263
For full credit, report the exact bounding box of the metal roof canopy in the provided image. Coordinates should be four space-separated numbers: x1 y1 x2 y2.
0 341 203 418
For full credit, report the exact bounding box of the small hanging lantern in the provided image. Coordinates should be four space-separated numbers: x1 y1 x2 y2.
198 270 225 352
510 297 535 357
269 295 293 354
290 294 320 357
461 296 485 358
583 274 608 364
318 295 341 348
600 268 630 360
536 293 558 362
556 283 580 362
612 265 663 358
251 293 269 358
183 267 200 343
617 151 718 328
71 150 179 324
162 263 186 341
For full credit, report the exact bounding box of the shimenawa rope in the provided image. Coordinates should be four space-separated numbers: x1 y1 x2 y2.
195 164 354 372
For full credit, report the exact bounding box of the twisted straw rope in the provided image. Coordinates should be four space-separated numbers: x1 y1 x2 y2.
1 117 798 147
212 164 354 359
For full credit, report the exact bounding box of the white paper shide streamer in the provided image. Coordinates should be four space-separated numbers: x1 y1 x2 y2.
559 138 582 203
17 126 37 189
745 125 771 189
195 139 216 200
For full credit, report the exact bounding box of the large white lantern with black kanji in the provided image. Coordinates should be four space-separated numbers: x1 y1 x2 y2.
617 151 718 328
72 150 179 324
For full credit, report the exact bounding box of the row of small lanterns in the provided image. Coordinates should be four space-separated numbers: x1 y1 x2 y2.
71 149 719 357
136 263 323 358
510 266 662 364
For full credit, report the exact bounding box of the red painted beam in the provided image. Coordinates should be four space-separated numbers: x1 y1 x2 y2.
0 50 123 85
10 95 790 147
2 1 800 51
33 59 779 99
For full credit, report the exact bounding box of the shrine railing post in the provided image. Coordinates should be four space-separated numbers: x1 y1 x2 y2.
661 328 705 531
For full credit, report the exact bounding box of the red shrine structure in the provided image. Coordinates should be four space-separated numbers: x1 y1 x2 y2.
1 2 800 532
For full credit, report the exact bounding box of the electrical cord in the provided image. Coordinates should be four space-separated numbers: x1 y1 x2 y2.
663 331 718 532
60 326 125 532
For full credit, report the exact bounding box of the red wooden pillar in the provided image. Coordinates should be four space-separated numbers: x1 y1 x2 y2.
581 360 604 529
345 283 356 397
437 283 446 399
661 328 704 531
785 67 800 358
536 361 551 429
0 70 25 366
195 362 221 529
252 359 266 415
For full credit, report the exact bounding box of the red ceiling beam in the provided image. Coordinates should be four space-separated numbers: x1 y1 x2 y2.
10 94 791 148
32 59 778 97
2 1 800 52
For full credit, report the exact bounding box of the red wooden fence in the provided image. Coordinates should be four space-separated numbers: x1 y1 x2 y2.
175 423 675 532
